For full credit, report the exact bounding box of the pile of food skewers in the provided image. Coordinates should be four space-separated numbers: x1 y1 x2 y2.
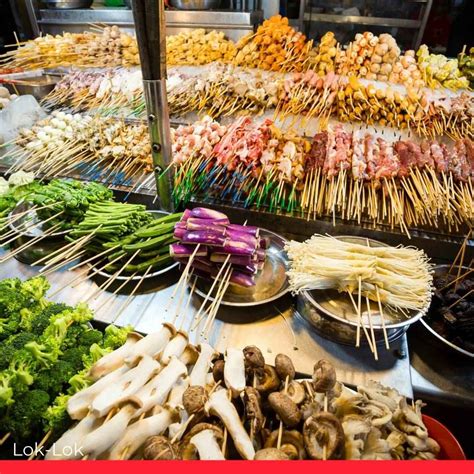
41 324 440 460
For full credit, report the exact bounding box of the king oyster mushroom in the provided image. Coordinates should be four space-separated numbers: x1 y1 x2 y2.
161 330 189 365
179 344 199 366
312 360 337 393
303 412 345 460
189 342 218 387
254 448 290 460
224 347 246 398
275 354 295 383
143 435 179 460
243 345 265 379
180 423 225 460
264 430 306 460
268 392 301 428
241 387 264 433
205 388 255 460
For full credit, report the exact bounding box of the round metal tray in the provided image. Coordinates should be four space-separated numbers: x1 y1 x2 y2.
193 228 289 307
296 235 431 346
7 201 69 265
420 264 473 359
91 210 178 282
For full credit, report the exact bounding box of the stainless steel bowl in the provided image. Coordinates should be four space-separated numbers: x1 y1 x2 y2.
296 236 431 346
43 0 93 8
7 201 70 266
420 265 474 358
10 75 59 101
169 0 221 10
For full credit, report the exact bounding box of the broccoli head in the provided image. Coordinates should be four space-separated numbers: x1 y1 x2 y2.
33 360 75 396
20 276 50 303
60 323 90 350
67 370 92 394
9 348 38 388
43 393 73 436
3 389 50 440
0 312 21 340
25 341 61 368
78 328 103 347
28 302 71 335
60 346 89 372
103 324 133 350
0 332 36 371
0 371 14 407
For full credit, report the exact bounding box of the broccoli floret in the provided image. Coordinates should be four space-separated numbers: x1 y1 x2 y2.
25 341 61 368
67 371 91 394
0 312 21 341
43 393 73 436
0 371 14 407
60 346 89 372
60 323 89 350
9 348 37 388
70 303 94 324
20 276 50 303
78 328 103 347
4 389 50 440
0 343 16 371
103 324 133 350
0 332 36 371
28 303 71 335
34 360 75 396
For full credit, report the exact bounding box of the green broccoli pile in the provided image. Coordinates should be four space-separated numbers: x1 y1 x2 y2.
0 275 133 442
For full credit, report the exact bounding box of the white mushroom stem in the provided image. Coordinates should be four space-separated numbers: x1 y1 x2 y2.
190 429 225 460
206 389 255 460
224 347 246 398
92 355 160 417
189 342 217 386
124 324 175 366
166 376 190 410
134 357 187 416
88 332 142 381
108 408 177 460
161 331 188 365
80 404 137 457
45 413 100 460
67 365 129 420
179 344 199 366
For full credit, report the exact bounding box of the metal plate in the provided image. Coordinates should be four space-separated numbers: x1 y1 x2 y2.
91 210 178 282
303 235 429 330
193 228 289 307
420 265 474 359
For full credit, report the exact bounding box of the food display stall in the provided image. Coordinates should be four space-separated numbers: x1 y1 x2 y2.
0 0 472 462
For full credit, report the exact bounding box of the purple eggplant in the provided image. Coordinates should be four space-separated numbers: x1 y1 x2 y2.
256 248 266 262
187 220 227 235
170 243 208 258
259 237 270 250
210 253 253 266
220 240 256 256
188 216 230 227
230 270 255 287
191 207 229 221
181 209 192 222
190 260 215 274
182 230 227 247
227 224 260 237
231 263 257 275
226 229 258 248
173 227 186 239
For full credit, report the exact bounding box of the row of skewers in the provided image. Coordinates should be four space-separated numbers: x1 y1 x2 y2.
172 117 473 234
2 16 471 91
41 322 440 460
42 65 473 140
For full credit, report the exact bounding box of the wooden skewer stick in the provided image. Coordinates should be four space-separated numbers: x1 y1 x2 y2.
66 244 121 272
375 286 390 350
41 249 87 278
365 296 378 361
28 430 52 460
440 268 474 291
93 271 138 314
447 288 474 310
202 271 232 340
0 432 11 446
277 375 290 450
347 291 376 355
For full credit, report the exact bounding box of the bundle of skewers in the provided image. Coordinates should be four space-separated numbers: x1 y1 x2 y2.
171 118 473 233
5 111 154 191
0 26 139 71
42 323 440 460
286 235 433 357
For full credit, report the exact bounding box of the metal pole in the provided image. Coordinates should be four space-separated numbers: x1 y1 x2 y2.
132 0 174 212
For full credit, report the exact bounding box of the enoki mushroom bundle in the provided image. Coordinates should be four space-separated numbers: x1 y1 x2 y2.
286 235 433 312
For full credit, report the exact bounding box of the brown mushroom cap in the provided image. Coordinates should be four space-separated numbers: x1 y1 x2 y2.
312 360 337 393
275 354 295 382
255 364 280 394
268 392 302 428
303 412 344 460
183 385 208 415
254 448 290 460
143 435 179 460
243 346 265 377
283 381 306 405
264 430 306 460
180 423 224 460
242 387 264 433
212 359 225 384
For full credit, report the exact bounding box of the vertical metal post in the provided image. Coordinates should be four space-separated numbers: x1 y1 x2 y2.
132 0 174 211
